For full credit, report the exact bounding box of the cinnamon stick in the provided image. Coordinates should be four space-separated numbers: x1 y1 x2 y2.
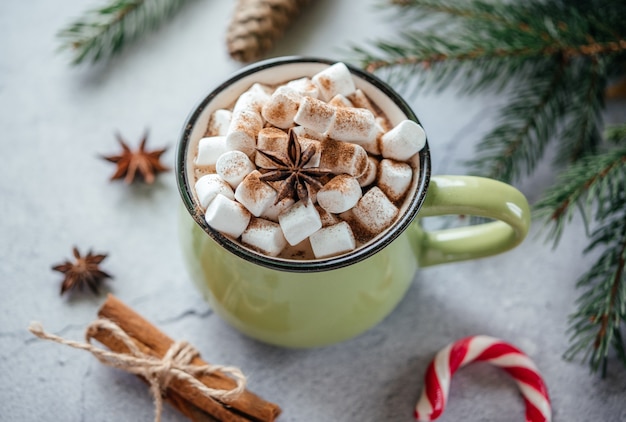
91 294 281 422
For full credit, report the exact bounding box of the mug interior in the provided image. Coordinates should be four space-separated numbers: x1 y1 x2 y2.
177 57 431 272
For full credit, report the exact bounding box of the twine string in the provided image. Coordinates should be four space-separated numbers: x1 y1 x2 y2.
28 320 247 422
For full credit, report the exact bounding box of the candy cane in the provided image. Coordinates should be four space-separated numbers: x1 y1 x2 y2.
414 335 551 422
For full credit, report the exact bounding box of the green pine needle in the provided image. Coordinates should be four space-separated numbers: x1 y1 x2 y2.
351 0 626 375
58 0 188 65
534 146 626 246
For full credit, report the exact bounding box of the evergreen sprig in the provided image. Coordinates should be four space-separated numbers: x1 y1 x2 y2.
351 0 626 374
534 145 626 376
58 0 188 65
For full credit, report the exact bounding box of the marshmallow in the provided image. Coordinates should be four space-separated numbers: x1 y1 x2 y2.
357 156 378 187
320 138 368 177
234 170 277 217
256 127 289 168
233 83 271 114
278 200 322 245
194 174 235 209
286 77 319 98
326 107 377 144
358 117 388 156
261 196 295 222
205 194 251 238
226 109 263 157
377 159 413 202
315 205 340 227
291 125 325 141
316 174 362 214
294 96 336 134
328 94 353 108
347 89 375 113
312 62 356 102
309 221 356 258
195 136 228 167
381 120 426 161
207 109 232 136
216 150 256 188
241 217 287 257
376 115 392 133
352 187 398 235
261 85 301 129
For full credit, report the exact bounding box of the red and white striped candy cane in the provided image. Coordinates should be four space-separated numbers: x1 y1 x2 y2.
414 335 551 422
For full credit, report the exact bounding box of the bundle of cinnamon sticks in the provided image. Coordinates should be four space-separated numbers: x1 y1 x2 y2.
92 294 281 422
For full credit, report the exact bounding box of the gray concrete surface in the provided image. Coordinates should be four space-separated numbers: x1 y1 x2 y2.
1 1 625 421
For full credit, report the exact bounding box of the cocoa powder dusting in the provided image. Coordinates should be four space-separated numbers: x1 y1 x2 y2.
318 75 332 92
246 174 272 201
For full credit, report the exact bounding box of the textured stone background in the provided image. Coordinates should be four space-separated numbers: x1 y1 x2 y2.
1 1 625 421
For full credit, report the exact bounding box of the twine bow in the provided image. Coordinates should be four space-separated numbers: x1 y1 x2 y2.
28 319 247 422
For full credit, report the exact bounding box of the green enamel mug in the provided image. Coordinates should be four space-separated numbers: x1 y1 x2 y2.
176 57 530 348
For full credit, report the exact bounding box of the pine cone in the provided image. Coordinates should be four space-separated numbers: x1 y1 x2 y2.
226 0 310 63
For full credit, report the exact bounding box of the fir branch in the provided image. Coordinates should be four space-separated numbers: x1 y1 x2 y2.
557 58 605 164
535 148 626 374
350 0 626 375
605 123 626 144
357 0 626 94
386 0 507 25
467 58 568 182
534 147 626 245
564 198 626 375
58 0 188 65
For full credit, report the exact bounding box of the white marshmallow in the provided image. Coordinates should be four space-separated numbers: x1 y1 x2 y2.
316 174 362 214
294 96 336 134
376 115 392 133
194 174 235 209
241 218 287 257
326 107 377 144
359 117 388 156
255 127 289 168
352 187 398 235
205 194 251 238
320 139 369 177
328 94 353 108
234 170 277 217
312 62 356 102
233 83 271 114
261 85 301 129
381 120 426 161
309 221 356 258
261 197 295 222
207 109 232 136
347 89 375 113
377 159 413 202
216 150 256 188
278 200 322 246
357 156 378 187
291 125 325 141
195 136 228 167
286 77 319 98
315 205 340 227
226 109 263 157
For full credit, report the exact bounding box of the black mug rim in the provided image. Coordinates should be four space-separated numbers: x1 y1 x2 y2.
176 56 431 273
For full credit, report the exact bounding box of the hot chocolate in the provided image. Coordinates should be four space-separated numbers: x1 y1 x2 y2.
190 62 426 260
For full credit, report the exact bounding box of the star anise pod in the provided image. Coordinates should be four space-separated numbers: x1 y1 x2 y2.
102 131 169 184
52 247 112 295
256 129 331 204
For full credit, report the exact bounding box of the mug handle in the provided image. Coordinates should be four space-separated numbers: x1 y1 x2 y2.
414 175 531 267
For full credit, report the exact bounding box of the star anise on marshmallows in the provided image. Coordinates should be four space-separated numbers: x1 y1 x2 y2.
256 129 331 204
102 131 169 184
52 247 112 295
